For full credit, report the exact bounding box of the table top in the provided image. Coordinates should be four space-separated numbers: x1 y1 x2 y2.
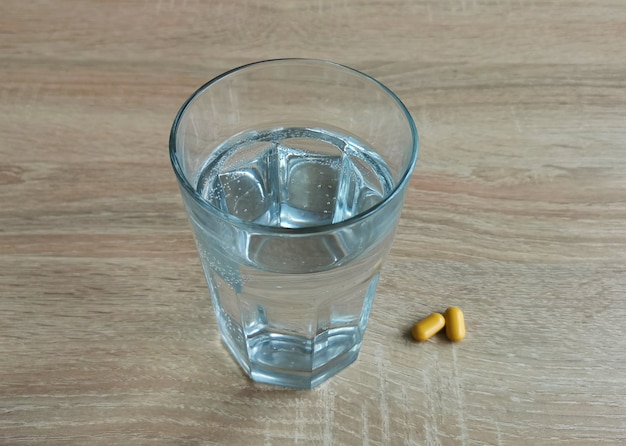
2 1 625 444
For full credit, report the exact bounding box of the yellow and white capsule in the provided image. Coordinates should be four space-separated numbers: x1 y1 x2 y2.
411 313 445 342
444 307 466 342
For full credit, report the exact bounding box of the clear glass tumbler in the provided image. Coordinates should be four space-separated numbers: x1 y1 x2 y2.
170 59 418 389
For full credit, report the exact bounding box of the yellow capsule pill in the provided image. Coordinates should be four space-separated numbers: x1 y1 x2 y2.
444 307 466 342
412 313 445 342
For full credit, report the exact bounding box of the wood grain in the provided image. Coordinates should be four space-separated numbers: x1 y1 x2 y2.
1 0 626 444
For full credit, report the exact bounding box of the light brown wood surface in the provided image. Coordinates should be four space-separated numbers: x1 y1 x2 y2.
2 1 625 444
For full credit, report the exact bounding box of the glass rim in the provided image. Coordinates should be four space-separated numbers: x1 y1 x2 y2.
169 58 419 235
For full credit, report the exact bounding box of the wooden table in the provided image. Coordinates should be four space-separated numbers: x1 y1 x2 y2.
2 1 625 444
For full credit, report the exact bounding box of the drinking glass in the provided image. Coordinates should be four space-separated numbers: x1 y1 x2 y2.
170 59 418 388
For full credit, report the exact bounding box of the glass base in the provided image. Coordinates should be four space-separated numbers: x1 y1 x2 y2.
222 328 362 389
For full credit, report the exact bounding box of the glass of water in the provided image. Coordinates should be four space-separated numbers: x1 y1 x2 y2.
170 59 418 389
